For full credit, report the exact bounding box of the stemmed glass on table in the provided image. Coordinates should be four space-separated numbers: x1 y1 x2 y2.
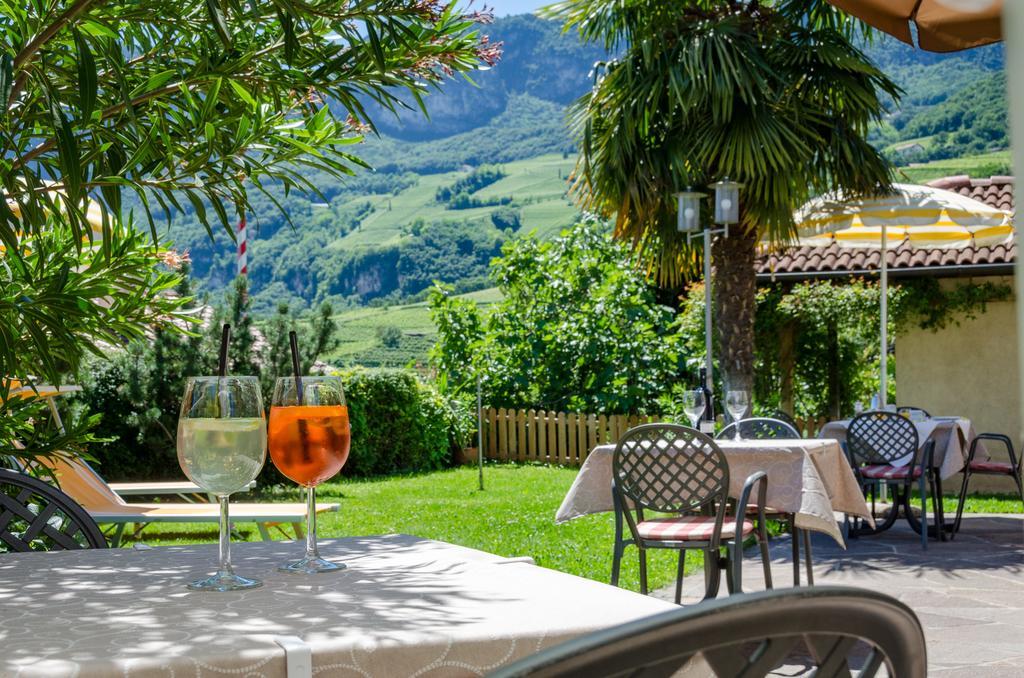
269 373 351 573
681 390 706 429
177 375 267 591
725 390 749 441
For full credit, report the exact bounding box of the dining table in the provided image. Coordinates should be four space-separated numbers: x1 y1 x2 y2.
556 438 873 547
817 416 984 480
0 534 676 678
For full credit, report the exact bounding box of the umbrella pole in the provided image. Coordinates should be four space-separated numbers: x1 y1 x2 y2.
704 227 714 398
1007 3 1024 442
880 223 888 408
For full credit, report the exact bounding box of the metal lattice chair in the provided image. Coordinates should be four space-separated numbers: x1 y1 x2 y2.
489 586 927 678
846 411 942 549
953 433 1024 537
717 417 800 441
771 409 801 433
718 417 812 587
0 467 107 552
611 424 771 604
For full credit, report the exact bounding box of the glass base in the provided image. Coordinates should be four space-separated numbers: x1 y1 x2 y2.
187 572 263 592
278 556 346 574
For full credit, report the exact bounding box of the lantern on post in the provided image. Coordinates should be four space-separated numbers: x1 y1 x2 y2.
711 178 742 231
675 189 706 234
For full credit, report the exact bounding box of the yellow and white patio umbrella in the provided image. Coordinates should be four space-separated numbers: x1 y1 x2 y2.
795 183 1014 405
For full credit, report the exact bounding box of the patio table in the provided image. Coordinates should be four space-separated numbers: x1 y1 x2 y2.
0 534 675 678
818 417 984 480
556 438 872 546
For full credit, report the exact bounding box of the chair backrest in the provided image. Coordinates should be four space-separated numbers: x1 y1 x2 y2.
488 586 927 678
717 417 800 441
612 423 728 514
33 454 130 512
771 409 800 432
897 405 931 417
0 467 107 552
847 411 919 466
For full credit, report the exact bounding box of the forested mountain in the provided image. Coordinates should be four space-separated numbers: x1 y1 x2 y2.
160 16 1009 315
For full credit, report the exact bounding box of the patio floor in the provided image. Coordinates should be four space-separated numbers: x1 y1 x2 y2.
652 513 1024 676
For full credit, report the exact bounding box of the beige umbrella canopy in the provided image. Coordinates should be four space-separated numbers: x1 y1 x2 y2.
795 184 1014 405
828 0 1002 52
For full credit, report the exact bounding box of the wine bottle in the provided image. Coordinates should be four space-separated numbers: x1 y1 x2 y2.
698 367 715 435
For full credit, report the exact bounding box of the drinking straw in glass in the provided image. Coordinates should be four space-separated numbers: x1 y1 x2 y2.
268 333 351 573
177 374 267 591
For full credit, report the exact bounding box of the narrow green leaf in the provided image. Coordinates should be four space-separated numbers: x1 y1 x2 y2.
205 0 233 48
0 54 12 111
73 30 98 121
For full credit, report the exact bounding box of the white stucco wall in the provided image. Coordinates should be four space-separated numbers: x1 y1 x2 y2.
894 276 1020 494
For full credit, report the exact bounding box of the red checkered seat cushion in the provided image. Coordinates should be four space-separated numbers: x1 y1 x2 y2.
968 460 1016 474
636 515 753 541
860 464 922 480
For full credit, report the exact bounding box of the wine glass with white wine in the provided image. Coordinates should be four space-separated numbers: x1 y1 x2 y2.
177 376 266 591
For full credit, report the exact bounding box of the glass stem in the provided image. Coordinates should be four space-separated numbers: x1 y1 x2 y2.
305 485 318 560
218 495 233 578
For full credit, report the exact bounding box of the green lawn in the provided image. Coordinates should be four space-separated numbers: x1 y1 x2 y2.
119 465 701 592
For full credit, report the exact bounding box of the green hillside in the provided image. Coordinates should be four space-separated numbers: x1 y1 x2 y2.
328 288 502 367
161 18 1009 324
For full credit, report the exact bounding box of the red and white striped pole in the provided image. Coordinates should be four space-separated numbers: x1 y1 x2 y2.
236 215 248 277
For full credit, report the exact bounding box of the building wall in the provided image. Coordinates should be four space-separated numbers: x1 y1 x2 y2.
895 275 1019 494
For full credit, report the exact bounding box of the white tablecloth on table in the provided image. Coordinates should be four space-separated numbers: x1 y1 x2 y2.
0 535 676 678
818 417 984 480
555 439 872 546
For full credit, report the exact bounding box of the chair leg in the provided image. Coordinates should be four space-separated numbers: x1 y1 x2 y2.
702 549 720 601
1014 471 1024 508
932 474 946 542
291 522 305 540
919 473 928 550
758 524 773 590
611 541 623 587
953 468 972 538
257 523 272 541
802 528 814 586
675 550 685 605
638 548 648 595
791 525 801 586
730 541 744 594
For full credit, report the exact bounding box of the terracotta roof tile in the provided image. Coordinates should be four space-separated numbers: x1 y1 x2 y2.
756 176 1015 278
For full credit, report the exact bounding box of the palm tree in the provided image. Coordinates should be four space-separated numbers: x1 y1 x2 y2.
543 0 899 397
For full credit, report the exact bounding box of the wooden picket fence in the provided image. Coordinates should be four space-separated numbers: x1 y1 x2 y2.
481 407 830 467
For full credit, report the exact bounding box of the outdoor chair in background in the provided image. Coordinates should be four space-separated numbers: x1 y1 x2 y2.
36 454 336 545
489 586 927 678
953 433 1024 536
0 467 107 552
845 411 942 549
717 417 813 587
717 417 800 441
770 409 801 433
611 423 772 604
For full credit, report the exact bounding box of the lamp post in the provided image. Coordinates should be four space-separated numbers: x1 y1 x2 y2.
675 179 741 424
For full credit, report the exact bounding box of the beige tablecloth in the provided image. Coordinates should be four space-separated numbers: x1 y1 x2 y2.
0 535 675 677
818 417 983 480
555 439 872 546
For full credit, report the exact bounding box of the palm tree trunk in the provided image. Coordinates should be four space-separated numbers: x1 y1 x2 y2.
712 227 757 400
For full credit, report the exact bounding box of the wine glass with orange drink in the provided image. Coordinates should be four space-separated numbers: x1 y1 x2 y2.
268 373 350 573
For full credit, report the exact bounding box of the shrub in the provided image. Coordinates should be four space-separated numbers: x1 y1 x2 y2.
376 325 403 348
338 369 473 476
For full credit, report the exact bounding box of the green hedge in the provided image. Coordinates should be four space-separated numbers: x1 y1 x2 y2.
341 368 472 476
74 357 472 482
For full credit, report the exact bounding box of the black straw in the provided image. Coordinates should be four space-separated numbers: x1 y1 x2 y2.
217 324 231 377
289 331 303 405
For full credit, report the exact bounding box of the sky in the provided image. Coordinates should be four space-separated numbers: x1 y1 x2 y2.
489 0 547 16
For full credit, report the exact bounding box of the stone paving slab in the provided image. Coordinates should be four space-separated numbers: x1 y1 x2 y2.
650 514 1023 675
